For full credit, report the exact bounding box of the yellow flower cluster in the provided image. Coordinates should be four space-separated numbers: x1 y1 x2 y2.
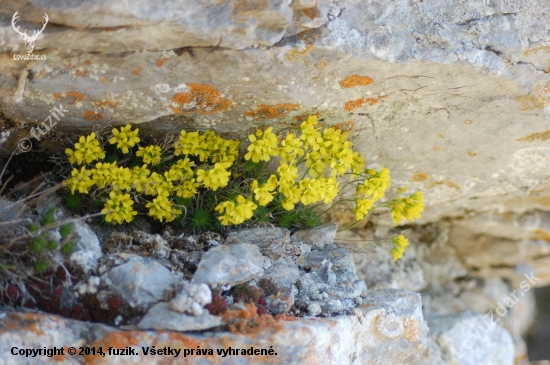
136 145 162 165
390 234 409 261
101 191 137 224
65 132 105 165
109 124 140 154
245 127 279 163
174 130 239 164
215 195 257 225
389 191 424 226
145 191 182 222
354 167 391 220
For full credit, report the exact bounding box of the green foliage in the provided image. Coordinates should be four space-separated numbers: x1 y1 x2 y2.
59 223 73 238
27 223 39 233
61 241 76 255
64 193 83 212
34 261 48 274
41 207 56 226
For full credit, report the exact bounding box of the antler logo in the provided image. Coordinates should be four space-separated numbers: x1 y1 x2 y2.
11 11 48 54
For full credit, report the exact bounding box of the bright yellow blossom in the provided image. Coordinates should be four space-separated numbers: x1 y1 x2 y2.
146 190 181 222
63 167 95 194
65 132 105 165
109 124 140 154
101 191 137 224
136 145 162 165
390 234 409 261
245 127 279 163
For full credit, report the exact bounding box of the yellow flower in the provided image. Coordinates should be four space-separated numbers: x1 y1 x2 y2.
63 167 95 194
174 130 209 160
353 198 373 220
108 124 140 154
196 163 231 191
215 195 257 225
131 164 151 193
101 191 137 224
92 162 115 189
390 234 409 261
277 163 299 185
146 190 181 222
244 127 279 163
136 145 162 165
173 178 200 198
357 167 391 202
110 166 133 192
280 133 304 163
390 191 424 226
251 176 277 206
65 132 105 165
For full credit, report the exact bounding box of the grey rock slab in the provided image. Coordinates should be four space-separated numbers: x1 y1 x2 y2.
224 227 291 248
298 247 357 283
292 223 338 250
421 311 514 365
69 221 102 273
137 302 222 332
191 243 264 287
106 256 181 309
261 258 300 289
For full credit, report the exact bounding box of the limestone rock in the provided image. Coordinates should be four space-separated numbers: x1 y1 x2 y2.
106 256 182 309
292 223 338 250
0 288 428 364
421 311 514 365
137 302 222 332
191 243 264 287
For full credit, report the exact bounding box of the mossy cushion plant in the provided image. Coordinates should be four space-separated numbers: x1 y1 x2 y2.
62 116 424 261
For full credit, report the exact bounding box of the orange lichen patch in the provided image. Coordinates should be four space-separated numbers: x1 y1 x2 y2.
84 59 92 65
523 46 550 56
132 66 142 75
433 146 442 151
222 303 286 335
411 173 429 182
99 77 107 84
467 151 478 157
344 98 366 111
464 119 474 124
332 120 355 132
66 62 72 68
517 130 550 142
91 100 119 109
83 110 103 122
302 6 320 19
366 98 379 105
428 180 460 190
54 91 85 105
340 75 374 88
514 95 545 111
530 229 550 242
74 69 88 77
378 94 388 99
156 58 169 67
286 44 314 62
171 84 233 115
245 103 300 119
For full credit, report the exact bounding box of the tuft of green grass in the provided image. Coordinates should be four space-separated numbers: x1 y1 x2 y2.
64 193 84 213
59 223 73 238
185 207 215 234
41 207 56 226
277 211 299 229
61 241 76 255
34 261 48 274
